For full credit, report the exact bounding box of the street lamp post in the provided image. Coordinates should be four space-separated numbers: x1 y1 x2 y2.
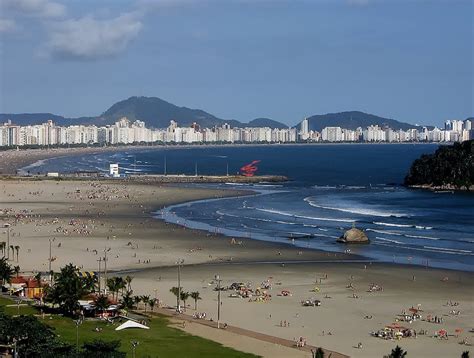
176 259 184 313
215 274 222 329
48 238 54 282
97 257 102 293
4 224 10 260
103 247 111 295
131 340 139 358
75 319 82 352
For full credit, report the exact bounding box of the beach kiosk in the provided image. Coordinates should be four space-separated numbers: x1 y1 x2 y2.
109 164 120 178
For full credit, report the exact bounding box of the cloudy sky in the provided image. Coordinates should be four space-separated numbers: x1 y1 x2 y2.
0 0 472 126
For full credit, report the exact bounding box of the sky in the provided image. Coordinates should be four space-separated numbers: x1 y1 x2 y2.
0 0 472 127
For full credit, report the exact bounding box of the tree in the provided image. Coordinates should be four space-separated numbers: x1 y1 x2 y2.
94 295 110 315
180 291 190 311
389 345 407 358
120 291 134 310
0 257 13 286
0 242 6 257
141 295 150 313
13 265 20 278
81 339 126 358
190 291 202 310
315 347 325 358
14 245 19 262
133 295 141 309
149 299 155 312
124 275 133 292
45 264 91 316
9 245 14 260
461 352 470 358
0 311 74 357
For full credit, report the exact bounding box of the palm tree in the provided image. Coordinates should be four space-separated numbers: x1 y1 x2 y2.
13 265 20 278
180 291 190 311
120 290 134 310
141 295 150 312
315 348 325 358
149 299 155 312
461 352 470 358
0 242 6 257
389 346 407 358
14 245 19 262
94 294 110 316
190 291 202 310
0 257 13 285
9 245 14 260
125 275 133 292
133 295 141 309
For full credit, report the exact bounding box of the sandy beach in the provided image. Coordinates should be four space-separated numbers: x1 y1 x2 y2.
1 179 473 357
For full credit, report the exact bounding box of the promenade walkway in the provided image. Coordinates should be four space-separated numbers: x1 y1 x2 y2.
152 307 349 358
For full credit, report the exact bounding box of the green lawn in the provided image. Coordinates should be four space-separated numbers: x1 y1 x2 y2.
0 296 259 358
0 295 38 316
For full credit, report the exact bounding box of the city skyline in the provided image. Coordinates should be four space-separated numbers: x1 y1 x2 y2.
1 0 472 127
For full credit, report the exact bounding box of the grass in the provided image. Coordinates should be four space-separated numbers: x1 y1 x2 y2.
0 295 38 315
0 296 259 358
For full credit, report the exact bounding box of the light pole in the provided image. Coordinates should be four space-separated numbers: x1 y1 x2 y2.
97 257 102 293
215 274 222 329
103 247 111 295
131 340 139 358
4 224 10 260
75 319 82 352
176 259 184 313
48 238 54 282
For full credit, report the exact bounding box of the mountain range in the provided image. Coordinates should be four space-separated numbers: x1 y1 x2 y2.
1 96 432 131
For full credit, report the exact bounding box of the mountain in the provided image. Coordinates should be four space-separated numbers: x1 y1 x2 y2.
246 118 288 129
99 96 242 128
0 96 287 129
296 111 424 132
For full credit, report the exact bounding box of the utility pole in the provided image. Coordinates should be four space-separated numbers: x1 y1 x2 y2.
48 238 53 282
104 247 110 295
97 257 102 293
4 224 10 260
176 259 184 313
215 274 222 328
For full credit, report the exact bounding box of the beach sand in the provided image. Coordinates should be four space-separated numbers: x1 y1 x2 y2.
1 179 472 357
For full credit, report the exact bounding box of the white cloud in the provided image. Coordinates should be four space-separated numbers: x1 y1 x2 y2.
44 12 143 61
0 18 16 33
1 0 66 18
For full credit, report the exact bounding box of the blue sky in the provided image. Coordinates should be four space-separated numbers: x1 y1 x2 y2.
0 0 472 127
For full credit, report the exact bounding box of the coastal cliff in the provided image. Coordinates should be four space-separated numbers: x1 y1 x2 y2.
404 140 473 191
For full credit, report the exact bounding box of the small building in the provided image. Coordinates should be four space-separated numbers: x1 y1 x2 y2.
4 276 44 299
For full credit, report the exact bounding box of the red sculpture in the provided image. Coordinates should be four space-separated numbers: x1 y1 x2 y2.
240 160 261 177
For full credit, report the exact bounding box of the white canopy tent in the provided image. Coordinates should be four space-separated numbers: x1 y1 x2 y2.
115 320 150 331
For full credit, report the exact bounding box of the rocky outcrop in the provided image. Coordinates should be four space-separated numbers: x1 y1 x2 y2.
337 227 369 244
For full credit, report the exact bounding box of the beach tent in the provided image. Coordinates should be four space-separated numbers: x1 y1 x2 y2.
115 320 150 331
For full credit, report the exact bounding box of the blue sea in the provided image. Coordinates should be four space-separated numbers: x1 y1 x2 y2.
25 144 474 271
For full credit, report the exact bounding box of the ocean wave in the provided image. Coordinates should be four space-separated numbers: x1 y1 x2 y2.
375 236 403 244
367 229 403 236
304 197 407 218
373 222 433 230
423 246 472 254
255 208 354 223
372 242 474 256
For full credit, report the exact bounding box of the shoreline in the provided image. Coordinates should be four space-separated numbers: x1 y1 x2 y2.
1 179 472 358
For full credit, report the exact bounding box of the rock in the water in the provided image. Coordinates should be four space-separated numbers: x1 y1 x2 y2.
337 228 369 244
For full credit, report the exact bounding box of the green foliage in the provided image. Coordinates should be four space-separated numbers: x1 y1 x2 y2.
462 352 470 358
315 347 325 358
45 263 91 316
389 345 407 358
405 140 473 189
94 294 110 313
81 339 126 358
0 257 14 285
120 290 134 310
0 310 74 357
190 291 202 310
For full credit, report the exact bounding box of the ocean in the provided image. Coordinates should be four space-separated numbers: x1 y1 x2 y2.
25 143 474 271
